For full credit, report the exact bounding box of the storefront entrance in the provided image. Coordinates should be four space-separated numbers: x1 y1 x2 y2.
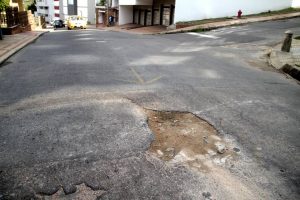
132 1 175 27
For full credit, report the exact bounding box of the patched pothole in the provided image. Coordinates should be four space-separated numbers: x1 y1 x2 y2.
146 110 237 172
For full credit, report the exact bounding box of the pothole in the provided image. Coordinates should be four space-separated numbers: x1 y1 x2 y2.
146 110 237 172
38 183 105 200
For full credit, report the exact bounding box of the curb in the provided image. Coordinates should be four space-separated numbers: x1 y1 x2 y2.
282 64 300 81
160 12 300 34
0 31 48 66
268 47 300 81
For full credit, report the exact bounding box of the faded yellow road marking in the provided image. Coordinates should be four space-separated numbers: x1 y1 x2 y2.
130 67 145 84
145 76 162 84
115 67 162 85
113 78 139 84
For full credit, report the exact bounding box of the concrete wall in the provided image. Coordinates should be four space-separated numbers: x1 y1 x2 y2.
87 0 96 24
292 0 300 7
61 0 68 20
77 0 87 19
174 0 293 23
119 0 152 5
77 0 95 23
119 5 133 24
112 0 119 7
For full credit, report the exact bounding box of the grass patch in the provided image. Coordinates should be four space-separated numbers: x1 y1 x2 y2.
250 7 300 17
176 7 300 27
177 17 233 27
295 36 300 40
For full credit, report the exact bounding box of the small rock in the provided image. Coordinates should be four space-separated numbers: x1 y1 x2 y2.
181 129 190 136
166 147 174 151
233 147 240 152
63 184 77 195
164 147 175 158
256 147 262 151
203 136 208 144
167 24 176 30
215 142 226 154
207 149 216 156
157 150 164 157
202 192 212 199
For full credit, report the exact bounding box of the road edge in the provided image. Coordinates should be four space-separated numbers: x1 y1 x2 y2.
160 12 300 34
0 31 48 66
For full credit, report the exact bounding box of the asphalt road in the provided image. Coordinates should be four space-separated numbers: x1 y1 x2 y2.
0 18 300 199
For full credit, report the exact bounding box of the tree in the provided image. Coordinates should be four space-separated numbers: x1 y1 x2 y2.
27 0 37 14
0 0 10 11
100 0 105 6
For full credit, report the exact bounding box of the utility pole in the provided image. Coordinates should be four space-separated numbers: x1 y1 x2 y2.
106 0 109 26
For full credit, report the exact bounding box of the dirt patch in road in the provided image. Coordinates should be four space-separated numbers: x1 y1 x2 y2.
146 110 237 172
145 110 271 199
247 59 277 72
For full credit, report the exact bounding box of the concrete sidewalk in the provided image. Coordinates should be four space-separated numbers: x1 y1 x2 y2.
99 24 166 35
0 31 47 65
269 38 300 80
99 12 300 35
163 12 300 34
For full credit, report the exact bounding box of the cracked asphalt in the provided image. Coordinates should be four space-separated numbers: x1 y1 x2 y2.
0 18 300 199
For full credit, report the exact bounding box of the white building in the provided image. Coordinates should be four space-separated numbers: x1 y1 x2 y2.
118 0 300 26
36 0 60 23
60 0 96 24
119 0 174 26
174 0 300 23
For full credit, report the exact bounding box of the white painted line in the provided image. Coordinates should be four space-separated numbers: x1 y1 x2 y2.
186 32 219 39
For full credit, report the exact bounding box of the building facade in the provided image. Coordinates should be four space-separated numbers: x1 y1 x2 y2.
118 0 300 26
119 0 175 26
60 0 96 24
174 0 299 23
95 0 119 26
36 0 55 23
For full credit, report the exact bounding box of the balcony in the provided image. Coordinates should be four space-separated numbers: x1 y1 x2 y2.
36 0 49 7
37 7 49 15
